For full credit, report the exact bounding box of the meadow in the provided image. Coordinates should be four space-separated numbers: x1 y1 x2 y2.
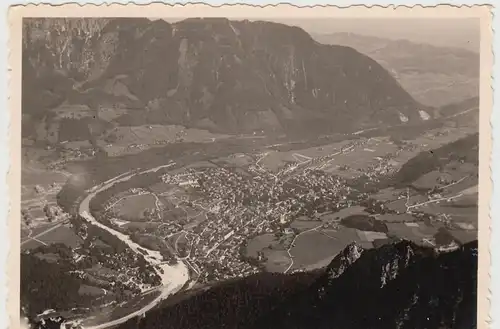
113 194 158 220
290 227 362 271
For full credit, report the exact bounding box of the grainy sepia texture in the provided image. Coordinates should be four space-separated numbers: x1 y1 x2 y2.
8 4 492 329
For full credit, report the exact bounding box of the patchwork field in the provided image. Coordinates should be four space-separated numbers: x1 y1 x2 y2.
258 140 354 172
357 230 388 242
386 222 441 245
247 125 476 182
98 125 231 157
245 224 386 273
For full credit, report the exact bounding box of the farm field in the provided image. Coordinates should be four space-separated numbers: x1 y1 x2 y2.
214 154 255 167
246 125 477 181
113 194 158 220
20 238 46 250
447 228 478 244
21 220 76 251
289 227 363 271
246 234 277 259
98 125 231 157
372 188 400 201
34 224 83 248
22 168 68 186
319 206 369 221
78 284 107 297
21 163 71 232
262 250 290 273
257 140 353 172
377 213 417 223
290 219 323 231
246 224 389 273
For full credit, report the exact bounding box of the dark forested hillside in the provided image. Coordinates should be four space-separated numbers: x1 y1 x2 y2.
112 240 478 329
392 132 479 187
21 249 86 317
252 240 477 329
117 271 322 329
27 240 478 329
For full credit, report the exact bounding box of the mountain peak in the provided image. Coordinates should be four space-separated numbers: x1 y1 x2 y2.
252 240 477 329
325 239 424 284
177 17 231 24
326 241 364 280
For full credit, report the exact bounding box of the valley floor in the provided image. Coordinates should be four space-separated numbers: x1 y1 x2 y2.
21 120 479 328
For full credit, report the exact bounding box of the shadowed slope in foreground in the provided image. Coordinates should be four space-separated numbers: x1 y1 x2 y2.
117 240 476 329
28 240 478 329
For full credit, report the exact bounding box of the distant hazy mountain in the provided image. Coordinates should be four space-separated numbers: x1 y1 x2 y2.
312 32 479 107
22 18 427 143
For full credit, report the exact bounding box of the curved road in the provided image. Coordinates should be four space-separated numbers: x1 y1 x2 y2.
75 163 189 329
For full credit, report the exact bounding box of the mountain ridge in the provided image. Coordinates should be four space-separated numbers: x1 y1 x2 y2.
250 239 477 329
28 239 477 329
23 18 426 142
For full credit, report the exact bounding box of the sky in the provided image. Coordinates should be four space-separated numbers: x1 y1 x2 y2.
164 17 480 52
276 18 480 51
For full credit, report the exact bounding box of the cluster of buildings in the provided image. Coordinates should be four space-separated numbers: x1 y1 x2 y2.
93 135 430 286
154 156 363 283
58 145 99 162
97 137 444 285
72 234 160 293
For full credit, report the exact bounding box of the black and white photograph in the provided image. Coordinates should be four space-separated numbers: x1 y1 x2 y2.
15 6 490 329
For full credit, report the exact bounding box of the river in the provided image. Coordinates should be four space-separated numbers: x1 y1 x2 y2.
76 163 189 329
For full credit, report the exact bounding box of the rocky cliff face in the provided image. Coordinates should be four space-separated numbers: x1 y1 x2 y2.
23 18 424 139
254 240 477 329
23 18 111 79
